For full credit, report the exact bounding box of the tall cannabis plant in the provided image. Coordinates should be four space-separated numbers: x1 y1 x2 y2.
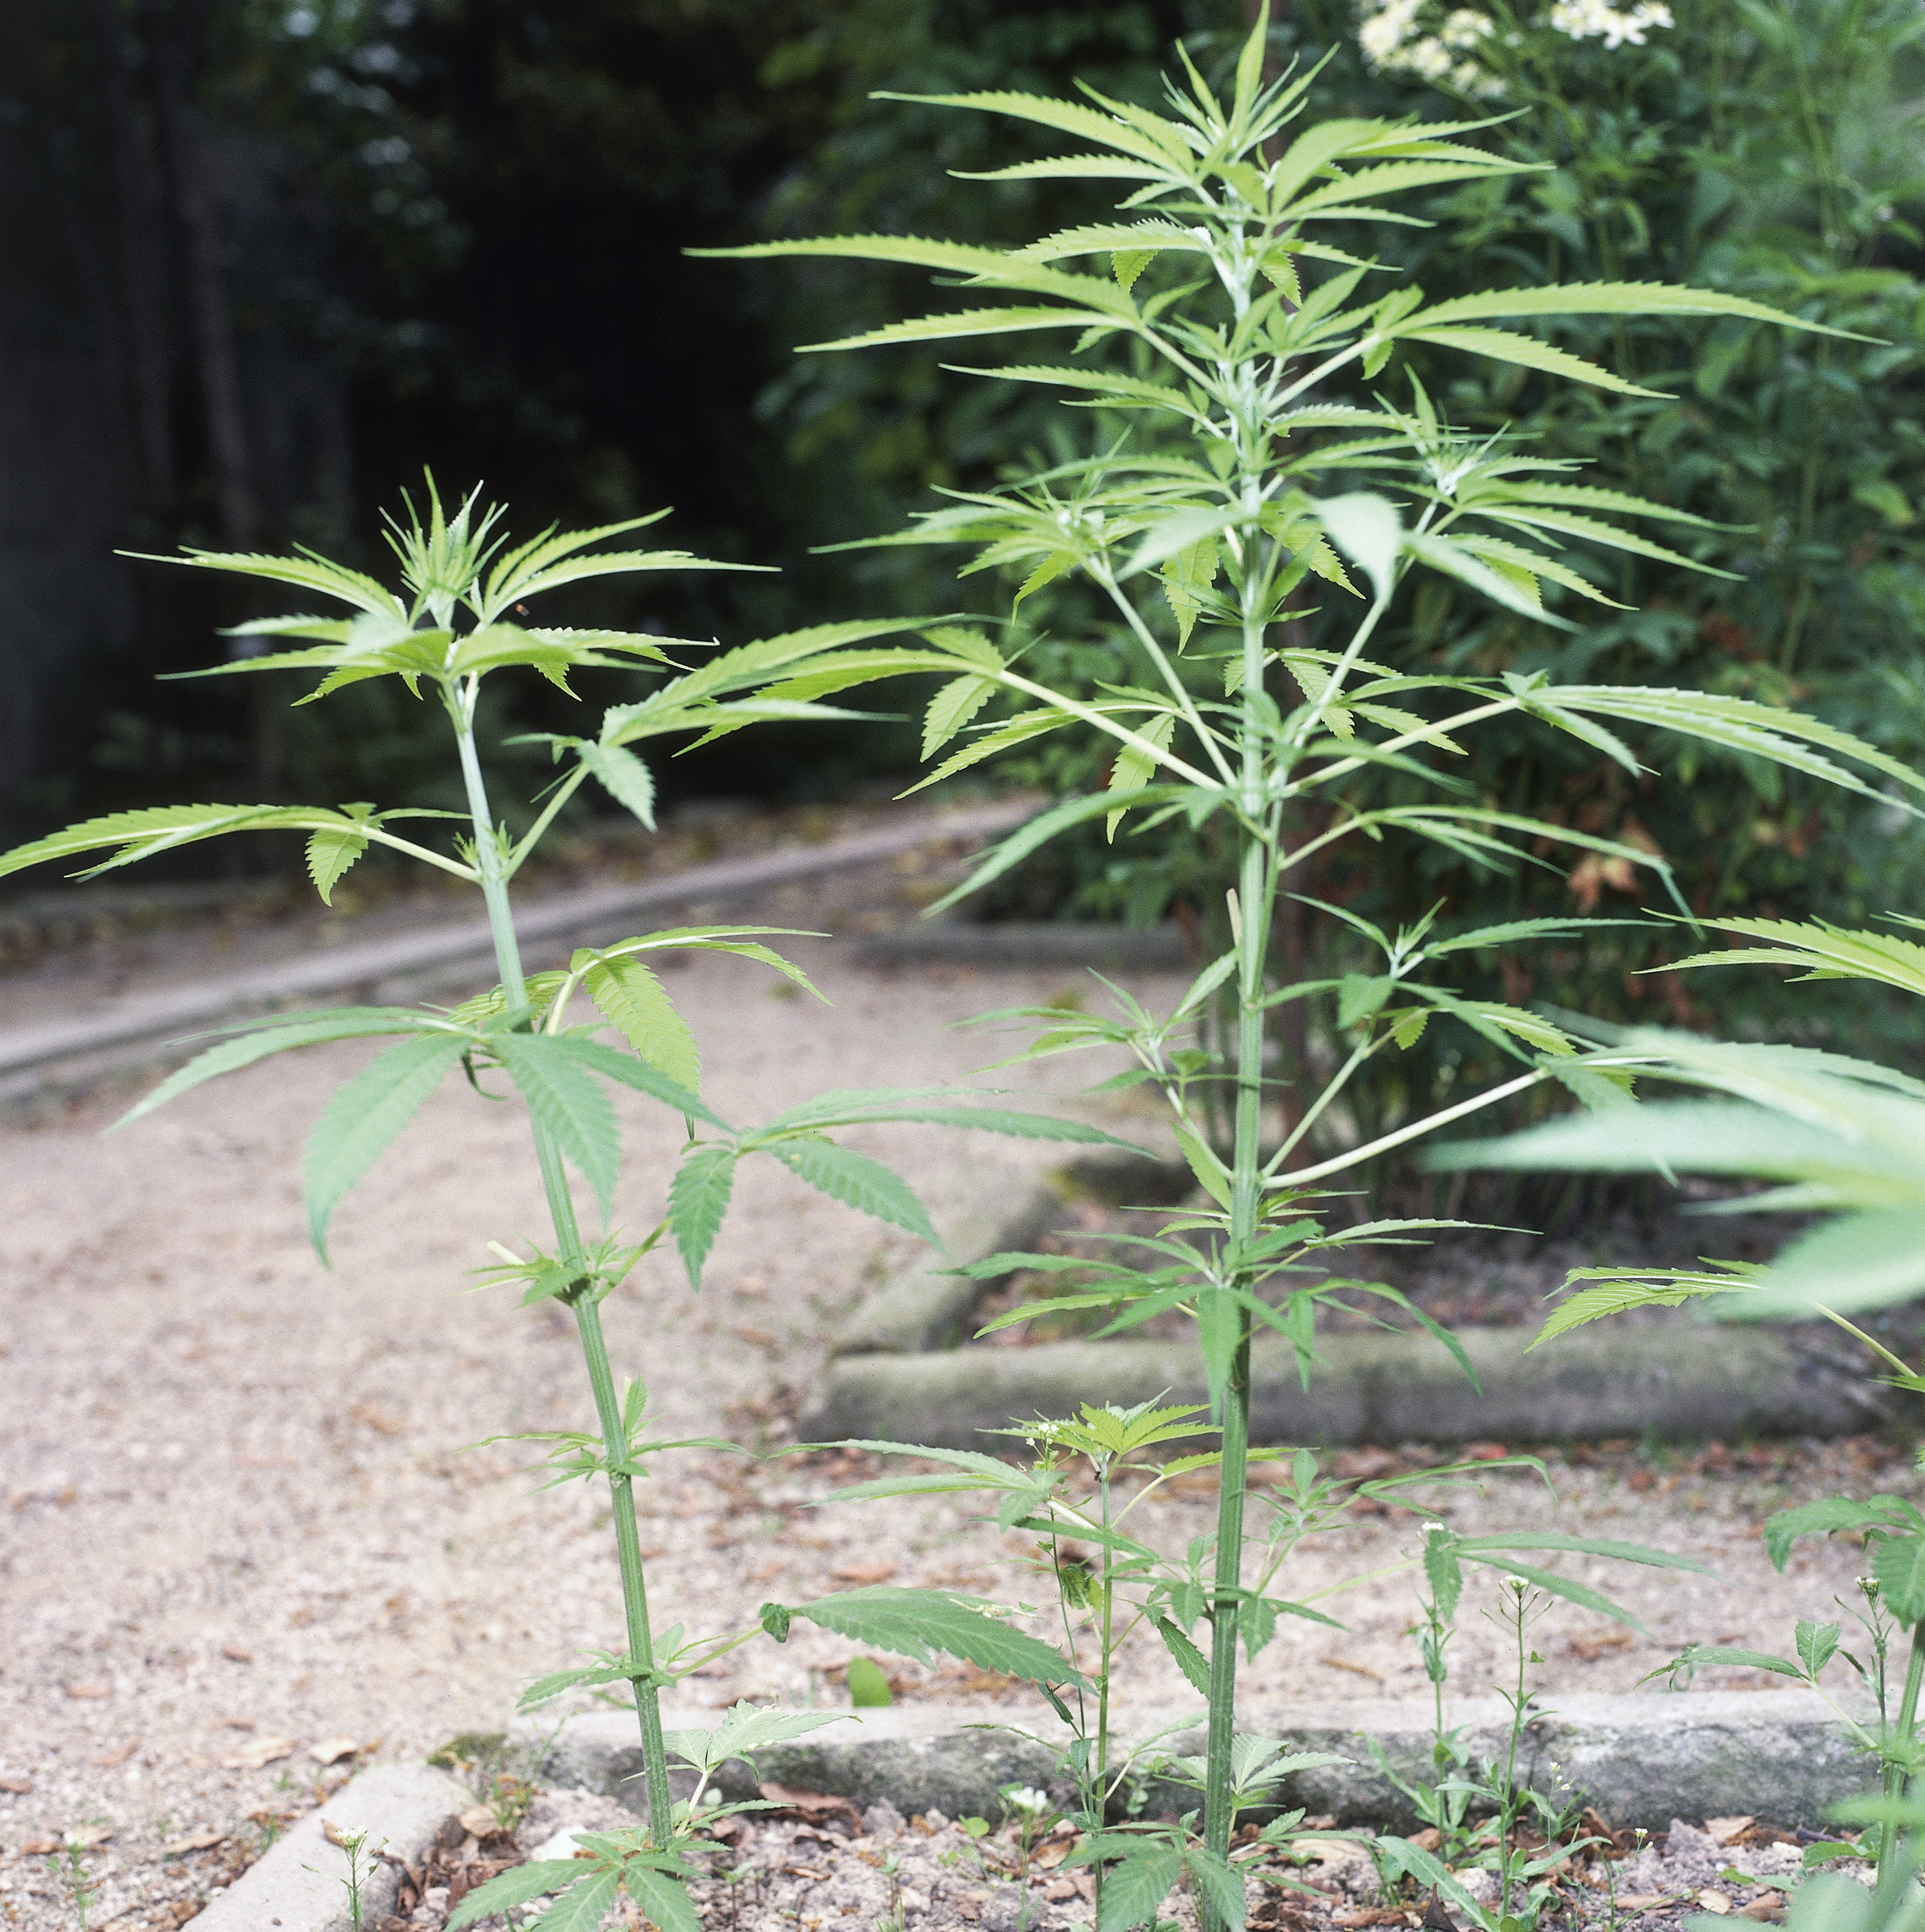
697 11 1920 1925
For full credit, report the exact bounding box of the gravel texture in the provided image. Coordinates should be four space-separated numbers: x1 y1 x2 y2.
2 810 1920 1928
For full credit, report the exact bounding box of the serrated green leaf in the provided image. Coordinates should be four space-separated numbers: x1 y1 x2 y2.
765 1136 940 1247
581 742 656 828
583 956 701 1094
1403 324 1666 397
114 1009 436 1129
552 1036 727 1128
620 1863 697 1932
1764 1496 1925 1570
496 1034 623 1221
305 814 371 904
666 1703 847 1772
304 1034 468 1259
0 804 385 884
669 1143 735 1289
1096 1845 1184 1932
1874 1536 1925 1627
444 1861 586 1931
1184 1847 1246 1932
922 674 998 761
1153 1615 1210 1695
776 1587 1084 1688
1402 280 1847 336
524 1868 623 1932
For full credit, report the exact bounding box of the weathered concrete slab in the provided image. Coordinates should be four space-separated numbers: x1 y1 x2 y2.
517 1691 1872 1834
191 1764 470 1932
800 1321 1880 1447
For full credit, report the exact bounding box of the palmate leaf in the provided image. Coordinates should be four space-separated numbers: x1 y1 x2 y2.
140 544 402 617
1400 280 1850 338
495 1034 623 1220
1399 324 1665 398
665 1702 847 1774
798 305 1132 356
765 1587 1086 1689
618 1862 698 1932
764 1135 941 1247
669 1143 735 1289
582 955 701 1093
0 803 427 884
1095 1845 1185 1932
113 1008 439 1128
523 1869 623 1932
1530 1270 1751 1347
1763 1496 1925 1570
1537 685 1925 805
304 1033 469 1258
873 88 1190 167
444 1860 586 1931
1665 918 1925 1001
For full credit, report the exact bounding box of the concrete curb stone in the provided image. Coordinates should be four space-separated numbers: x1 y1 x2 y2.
800 1322 1880 1448
514 1690 1869 1835
190 1764 472 1932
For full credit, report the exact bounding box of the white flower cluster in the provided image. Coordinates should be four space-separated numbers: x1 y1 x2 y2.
1358 0 1506 94
1357 0 1673 89
1545 0 1674 41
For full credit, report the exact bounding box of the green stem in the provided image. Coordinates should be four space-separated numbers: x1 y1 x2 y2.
449 678 677 1842
1199 543 1274 1915
1879 1629 1925 1877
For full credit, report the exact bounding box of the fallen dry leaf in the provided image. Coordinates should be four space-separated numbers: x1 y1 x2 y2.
309 1737 359 1766
0 1777 30 1794
18 1839 59 1856
220 1735 295 1771
165 1902 203 1927
162 1830 226 1856
831 1559 897 1585
64 1681 111 1700
89 1741 140 1768
1697 1891 1733 1915
350 1402 402 1436
457 1804 498 1839
220 1644 252 1664
1043 1879 1079 1903
66 1826 116 1849
1704 1816 1755 1844
1322 1657 1385 1683
1615 1896 1688 1912
1571 1630 1635 1662
761 1783 863 1830
219 1717 254 1731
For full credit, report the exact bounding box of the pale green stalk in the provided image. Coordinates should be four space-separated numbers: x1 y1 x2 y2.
448 673 677 1841
1879 1632 1925 1876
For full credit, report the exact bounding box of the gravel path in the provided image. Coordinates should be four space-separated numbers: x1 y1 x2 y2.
0 820 1918 1929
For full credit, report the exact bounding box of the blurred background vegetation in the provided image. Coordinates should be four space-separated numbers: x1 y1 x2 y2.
3 0 1922 1067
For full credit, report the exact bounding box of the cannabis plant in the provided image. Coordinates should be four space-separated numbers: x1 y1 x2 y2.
694 11 1918 1928
0 487 1127 1932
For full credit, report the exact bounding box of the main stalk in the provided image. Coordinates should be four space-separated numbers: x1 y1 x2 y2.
451 683 678 1840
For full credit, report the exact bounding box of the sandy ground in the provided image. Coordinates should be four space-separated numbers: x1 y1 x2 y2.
0 824 1919 1929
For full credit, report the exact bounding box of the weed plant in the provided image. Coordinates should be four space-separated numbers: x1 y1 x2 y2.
0 490 1130 1930
690 10 1925 1927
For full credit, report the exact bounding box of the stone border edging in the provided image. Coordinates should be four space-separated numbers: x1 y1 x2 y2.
190 1763 472 1932
515 1690 1867 1834
802 1322 1881 1448
799 1150 1891 1447
0 798 1035 1092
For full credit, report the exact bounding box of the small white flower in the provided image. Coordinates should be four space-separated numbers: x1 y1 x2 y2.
1003 1786 1051 1817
